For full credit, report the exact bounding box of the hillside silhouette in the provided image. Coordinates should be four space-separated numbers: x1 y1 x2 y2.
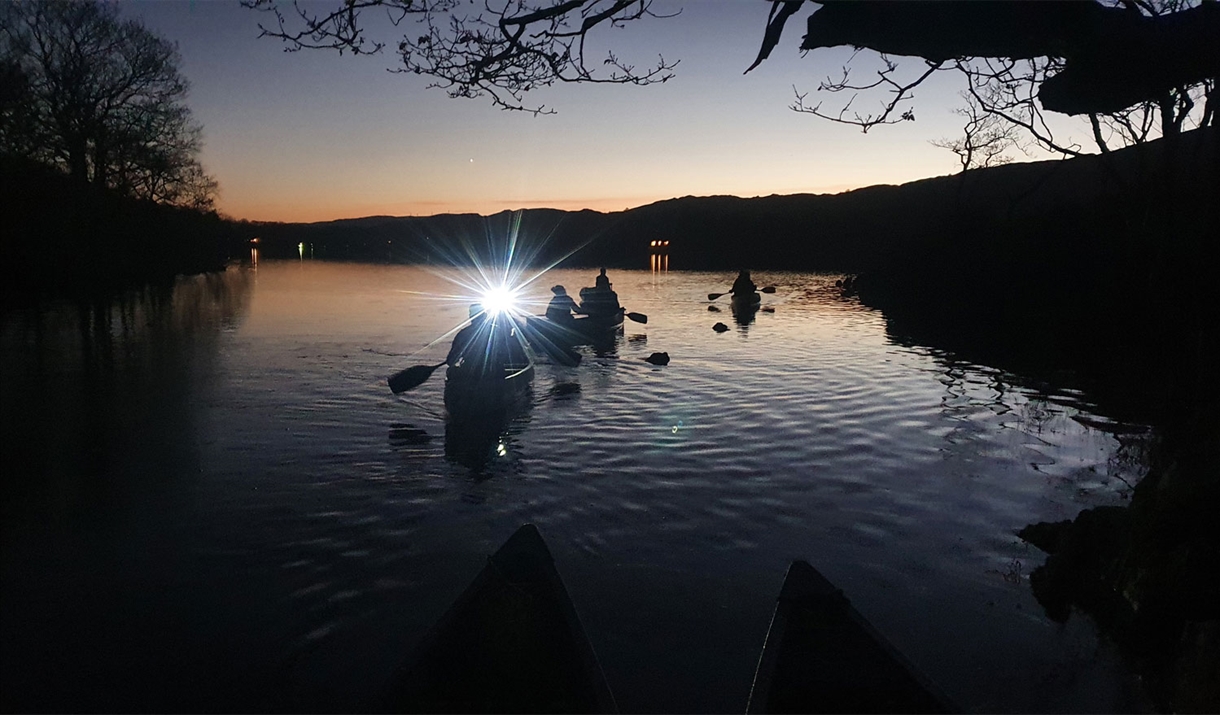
251 127 1214 274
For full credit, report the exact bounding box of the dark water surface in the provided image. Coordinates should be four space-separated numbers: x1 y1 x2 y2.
2 262 1154 712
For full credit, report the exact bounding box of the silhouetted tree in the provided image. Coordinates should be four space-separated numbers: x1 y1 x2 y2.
245 0 1216 156
0 54 42 159
777 0 1216 157
0 0 216 208
930 93 1023 172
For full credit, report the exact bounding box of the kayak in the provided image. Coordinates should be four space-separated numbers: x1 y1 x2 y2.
746 561 955 714
443 360 534 419
731 292 762 314
382 524 618 713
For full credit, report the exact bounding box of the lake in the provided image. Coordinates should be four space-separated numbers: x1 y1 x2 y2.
0 260 1154 712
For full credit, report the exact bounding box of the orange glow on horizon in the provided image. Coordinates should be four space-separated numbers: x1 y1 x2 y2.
222 183 872 224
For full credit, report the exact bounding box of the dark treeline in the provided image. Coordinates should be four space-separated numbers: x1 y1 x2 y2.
854 127 1218 421
1 156 248 306
2 1 247 308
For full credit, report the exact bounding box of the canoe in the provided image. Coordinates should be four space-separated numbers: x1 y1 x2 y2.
524 310 622 347
731 292 762 314
577 307 625 333
443 360 534 419
747 561 955 714
382 524 618 713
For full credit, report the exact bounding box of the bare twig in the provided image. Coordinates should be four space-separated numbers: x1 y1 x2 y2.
791 55 944 132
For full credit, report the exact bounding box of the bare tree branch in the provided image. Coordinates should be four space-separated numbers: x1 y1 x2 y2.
243 0 679 114
931 92 1023 171
791 55 943 132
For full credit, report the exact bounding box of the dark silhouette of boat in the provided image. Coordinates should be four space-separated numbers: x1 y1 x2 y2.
381 524 617 713
731 291 762 315
378 525 956 713
443 359 534 419
747 560 956 713
526 309 624 343
522 311 623 359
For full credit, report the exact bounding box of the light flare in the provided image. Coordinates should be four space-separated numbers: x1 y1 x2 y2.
388 209 607 366
480 285 519 316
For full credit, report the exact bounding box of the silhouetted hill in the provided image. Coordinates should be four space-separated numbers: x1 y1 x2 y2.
249 127 1215 276
853 127 1217 420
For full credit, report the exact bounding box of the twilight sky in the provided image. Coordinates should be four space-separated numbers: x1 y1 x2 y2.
121 1 1078 223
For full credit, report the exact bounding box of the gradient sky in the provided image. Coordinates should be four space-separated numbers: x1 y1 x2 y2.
121 1 1087 223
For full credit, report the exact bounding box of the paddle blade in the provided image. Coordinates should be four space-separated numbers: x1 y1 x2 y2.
388 363 444 394
761 286 777 293
708 292 727 301
626 311 648 324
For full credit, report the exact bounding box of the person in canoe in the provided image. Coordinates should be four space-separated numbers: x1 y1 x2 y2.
546 285 580 326
447 304 527 376
578 268 621 319
731 269 757 297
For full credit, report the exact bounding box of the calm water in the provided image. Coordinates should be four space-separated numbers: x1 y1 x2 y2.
1 261 1154 712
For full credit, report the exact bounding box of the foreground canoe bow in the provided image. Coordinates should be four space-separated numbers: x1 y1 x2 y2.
747 561 956 714
383 524 617 713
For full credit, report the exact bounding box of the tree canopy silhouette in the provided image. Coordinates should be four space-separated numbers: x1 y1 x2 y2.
1 0 217 209
245 0 1216 159
782 0 1216 158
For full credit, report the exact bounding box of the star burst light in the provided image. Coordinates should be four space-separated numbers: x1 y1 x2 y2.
392 210 603 358
480 284 519 316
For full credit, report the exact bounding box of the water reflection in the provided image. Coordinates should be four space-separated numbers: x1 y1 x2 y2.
732 301 758 328
1 264 1160 713
0 266 255 712
922 347 1151 512
1 267 253 518
444 410 532 477
548 381 582 400
388 422 433 446
588 331 621 357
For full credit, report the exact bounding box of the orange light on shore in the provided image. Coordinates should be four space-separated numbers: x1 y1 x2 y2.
250 237 260 244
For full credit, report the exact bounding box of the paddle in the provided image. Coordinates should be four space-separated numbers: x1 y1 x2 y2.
707 286 777 301
626 311 648 324
388 361 446 394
